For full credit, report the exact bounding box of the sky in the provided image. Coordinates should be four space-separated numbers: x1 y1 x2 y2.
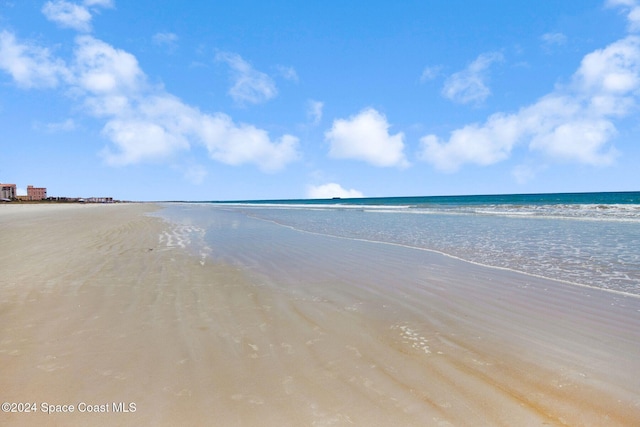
1 0 640 201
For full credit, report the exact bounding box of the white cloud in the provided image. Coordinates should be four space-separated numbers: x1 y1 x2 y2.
42 1 92 32
306 183 364 199
95 89 299 171
74 35 144 94
215 52 277 105
101 118 189 165
575 36 640 95
607 0 640 31
419 35 640 171
40 0 113 33
325 108 409 168
442 52 503 104
0 30 69 88
196 113 300 172
418 113 520 171
0 31 300 172
307 99 323 125
529 119 618 164
631 8 640 31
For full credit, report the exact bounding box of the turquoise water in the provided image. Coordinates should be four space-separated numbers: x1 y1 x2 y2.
215 191 640 207
159 192 640 296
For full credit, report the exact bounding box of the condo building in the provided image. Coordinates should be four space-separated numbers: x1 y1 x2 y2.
27 185 47 201
1 182 113 203
1 183 17 200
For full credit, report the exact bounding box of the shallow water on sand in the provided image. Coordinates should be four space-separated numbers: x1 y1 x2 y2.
3 204 639 426
156 203 640 296
151 203 640 426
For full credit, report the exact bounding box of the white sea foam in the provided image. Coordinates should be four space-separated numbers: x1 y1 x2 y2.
158 224 208 254
465 203 640 222
227 201 640 222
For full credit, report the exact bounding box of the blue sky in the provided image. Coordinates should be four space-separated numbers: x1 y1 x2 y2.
1 0 639 200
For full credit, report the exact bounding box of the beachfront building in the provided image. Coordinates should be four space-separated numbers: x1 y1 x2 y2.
84 197 114 203
27 185 47 201
1 183 17 200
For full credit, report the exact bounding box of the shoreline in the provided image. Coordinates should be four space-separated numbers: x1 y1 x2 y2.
1 204 639 426
245 210 640 300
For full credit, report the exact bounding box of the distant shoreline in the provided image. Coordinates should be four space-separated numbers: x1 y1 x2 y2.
0 199 131 204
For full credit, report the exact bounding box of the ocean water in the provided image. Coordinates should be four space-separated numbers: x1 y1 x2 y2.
157 192 640 296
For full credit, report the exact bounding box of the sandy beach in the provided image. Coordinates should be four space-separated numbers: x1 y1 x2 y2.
1 203 639 426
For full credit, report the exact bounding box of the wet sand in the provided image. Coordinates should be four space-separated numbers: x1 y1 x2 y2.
1 204 639 426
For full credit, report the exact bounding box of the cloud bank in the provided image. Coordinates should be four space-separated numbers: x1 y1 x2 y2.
0 20 299 172
420 5 640 173
0 30 69 88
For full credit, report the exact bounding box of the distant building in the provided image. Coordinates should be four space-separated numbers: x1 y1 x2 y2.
1 183 16 200
84 197 114 203
47 196 81 202
27 185 47 201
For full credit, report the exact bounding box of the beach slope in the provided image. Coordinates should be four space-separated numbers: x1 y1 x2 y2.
0 204 639 426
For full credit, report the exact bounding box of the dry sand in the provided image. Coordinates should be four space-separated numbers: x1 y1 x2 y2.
0 203 639 426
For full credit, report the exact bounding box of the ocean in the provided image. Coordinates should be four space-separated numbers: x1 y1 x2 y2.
156 191 640 296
